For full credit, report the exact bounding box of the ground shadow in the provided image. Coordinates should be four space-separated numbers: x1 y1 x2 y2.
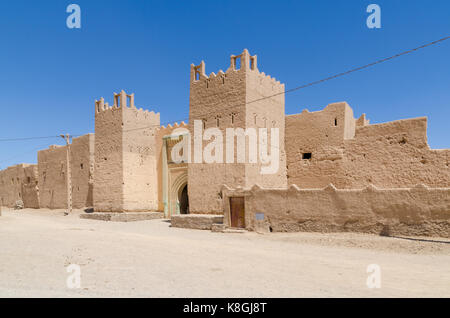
389 235 450 244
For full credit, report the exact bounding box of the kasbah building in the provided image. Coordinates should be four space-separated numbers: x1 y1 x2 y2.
1 49 449 237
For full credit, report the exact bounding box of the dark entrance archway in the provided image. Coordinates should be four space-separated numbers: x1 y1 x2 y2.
179 184 189 214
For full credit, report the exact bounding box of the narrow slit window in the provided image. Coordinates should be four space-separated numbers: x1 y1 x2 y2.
334 118 338 126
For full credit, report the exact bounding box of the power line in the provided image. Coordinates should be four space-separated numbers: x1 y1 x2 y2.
0 134 86 143
121 35 450 134
1 35 449 141
0 142 56 168
0 135 60 142
1 35 448 168
252 35 450 102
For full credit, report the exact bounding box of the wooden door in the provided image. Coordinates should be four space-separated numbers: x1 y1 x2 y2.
230 197 245 228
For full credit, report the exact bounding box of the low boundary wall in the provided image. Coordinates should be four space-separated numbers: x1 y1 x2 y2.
222 184 450 238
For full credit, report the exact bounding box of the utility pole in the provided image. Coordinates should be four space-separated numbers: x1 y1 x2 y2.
61 134 72 216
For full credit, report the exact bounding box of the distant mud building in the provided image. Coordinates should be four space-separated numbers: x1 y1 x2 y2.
1 49 449 237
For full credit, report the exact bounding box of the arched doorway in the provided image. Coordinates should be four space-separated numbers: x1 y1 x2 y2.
167 171 188 217
179 184 189 214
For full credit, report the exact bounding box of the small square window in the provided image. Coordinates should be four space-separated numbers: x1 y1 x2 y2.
302 153 312 160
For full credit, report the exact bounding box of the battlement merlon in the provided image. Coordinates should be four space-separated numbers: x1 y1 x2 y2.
113 90 135 108
227 48 258 73
356 113 370 126
190 61 206 82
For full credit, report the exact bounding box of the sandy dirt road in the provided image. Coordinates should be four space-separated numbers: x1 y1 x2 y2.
0 208 449 297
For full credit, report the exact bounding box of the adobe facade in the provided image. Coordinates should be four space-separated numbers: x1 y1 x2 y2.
0 49 448 236
285 102 450 189
0 163 39 208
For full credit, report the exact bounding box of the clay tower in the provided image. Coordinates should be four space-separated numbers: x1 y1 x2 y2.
188 49 287 214
94 90 160 212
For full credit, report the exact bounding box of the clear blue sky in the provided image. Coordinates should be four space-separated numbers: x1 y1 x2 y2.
0 0 449 169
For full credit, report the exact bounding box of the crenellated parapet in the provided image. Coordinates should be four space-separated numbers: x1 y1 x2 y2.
157 121 188 131
95 90 160 124
190 49 283 93
137 109 160 122
156 121 189 145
